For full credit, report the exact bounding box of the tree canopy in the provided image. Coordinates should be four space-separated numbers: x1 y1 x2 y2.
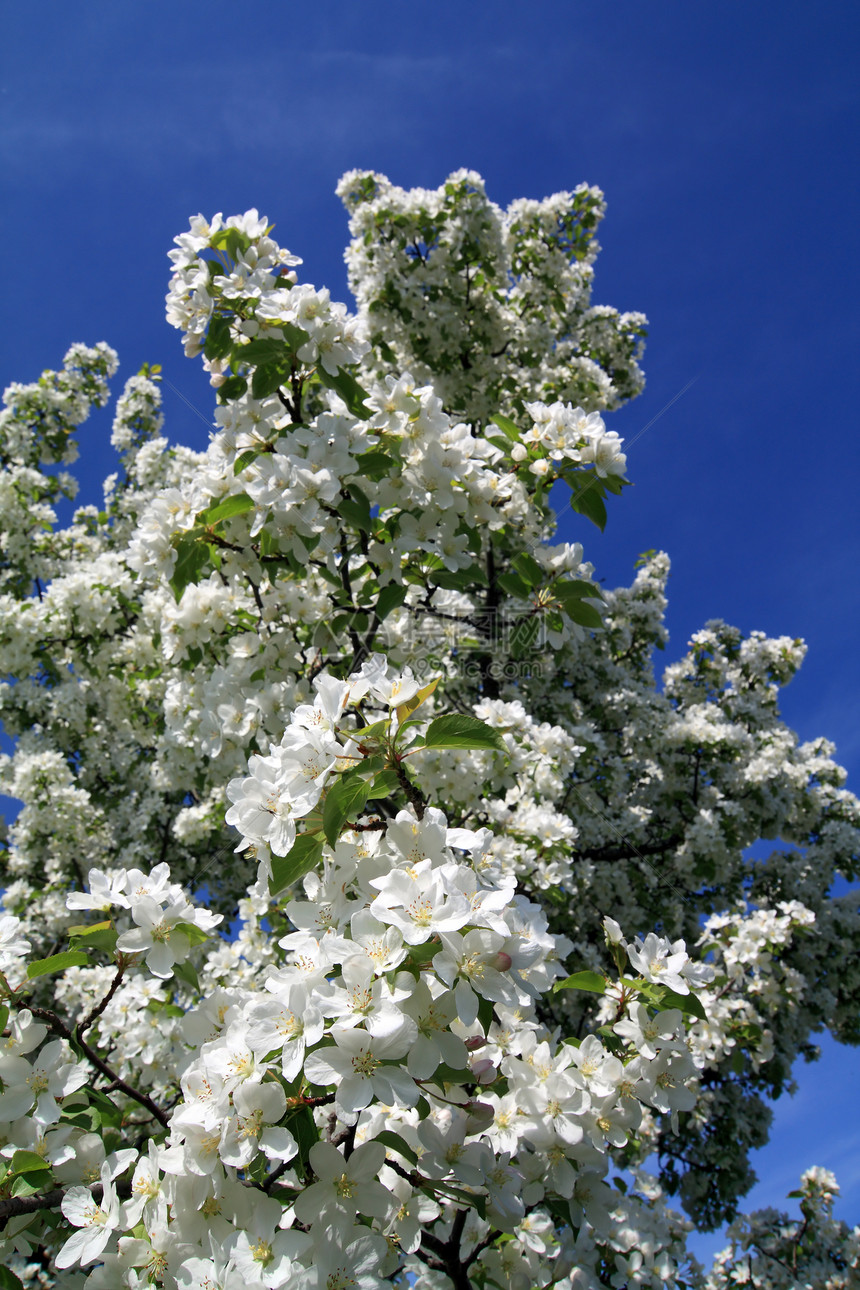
0 171 857 1289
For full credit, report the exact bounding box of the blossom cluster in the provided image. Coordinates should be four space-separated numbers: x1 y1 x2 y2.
0 661 713 1287
338 168 648 424
69 862 222 978
166 208 368 381
521 401 627 479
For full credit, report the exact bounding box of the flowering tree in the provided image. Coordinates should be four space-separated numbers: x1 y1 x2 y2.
0 170 856 1289
703 1168 860 1289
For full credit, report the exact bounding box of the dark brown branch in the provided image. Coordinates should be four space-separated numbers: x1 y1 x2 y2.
0 1178 132 1231
262 1159 294 1193
574 833 684 864
393 762 427 820
27 1006 169 1130
77 963 125 1039
158 813 172 866
248 578 269 635
420 1218 474 1290
463 1227 503 1269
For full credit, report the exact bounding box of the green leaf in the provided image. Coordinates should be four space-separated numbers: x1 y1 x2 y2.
147 1000 185 1018
323 774 372 847
512 552 545 588
374 1130 419 1166
200 493 254 525
279 322 314 352
346 482 372 511
485 434 513 454
490 413 521 441
395 676 439 725
251 357 292 400
368 770 401 799
553 578 604 601
27 951 90 979
426 1178 487 1218
169 530 210 602
477 995 495 1036
286 1103 319 1169
235 338 291 366
353 450 396 479
0 1266 25 1290
209 227 251 260
560 598 604 630
237 329 309 366
553 970 607 995
497 570 531 599
85 1087 123 1129
657 988 708 1022
337 495 372 533
270 832 325 895
428 562 487 590
174 921 211 948
10 1150 52 1176
316 365 372 420
203 314 233 361
404 941 439 968
233 337 301 401
421 715 506 753
430 1062 474 1084
351 719 389 742
233 447 261 475
374 584 408 622
69 921 118 955
217 374 248 403
59 1092 97 1131
173 958 199 992
569 478 608 531
545 609 564 636
10 1172 49 1198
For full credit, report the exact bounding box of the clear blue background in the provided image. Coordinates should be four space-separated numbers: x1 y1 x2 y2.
1 1 857 1260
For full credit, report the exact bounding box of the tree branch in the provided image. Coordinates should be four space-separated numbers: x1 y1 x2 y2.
0 1179 132 1232
77 962 126 1039
27 1006 169 1130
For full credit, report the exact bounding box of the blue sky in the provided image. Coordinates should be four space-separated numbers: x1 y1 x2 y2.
1 0 858 1255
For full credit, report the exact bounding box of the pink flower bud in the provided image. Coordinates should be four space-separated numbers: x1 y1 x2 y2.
493 951 512 972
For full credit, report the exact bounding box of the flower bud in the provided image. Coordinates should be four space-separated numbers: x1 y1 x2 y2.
463 1101 495 1134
